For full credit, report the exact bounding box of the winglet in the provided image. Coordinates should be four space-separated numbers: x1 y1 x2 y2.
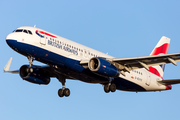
4 57 12 72
3 57 19 73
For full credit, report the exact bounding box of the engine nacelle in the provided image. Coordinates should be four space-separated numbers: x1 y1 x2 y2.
19 65 50 85
88 57 120 77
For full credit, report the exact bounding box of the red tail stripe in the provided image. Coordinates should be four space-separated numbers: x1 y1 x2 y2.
148 67 162 78
149 67 172 90
151 43 169 55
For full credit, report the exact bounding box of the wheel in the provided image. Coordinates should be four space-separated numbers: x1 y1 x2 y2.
104 84 110 93
58 89 64 97
110 83 116 92
29 67 33 73
64 88 70 97
26 68 30 73
26 67 33 73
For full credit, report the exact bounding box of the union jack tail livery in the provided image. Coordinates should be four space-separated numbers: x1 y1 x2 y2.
149 36 170 78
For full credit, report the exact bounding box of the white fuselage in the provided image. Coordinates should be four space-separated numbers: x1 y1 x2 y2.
6 26 169 92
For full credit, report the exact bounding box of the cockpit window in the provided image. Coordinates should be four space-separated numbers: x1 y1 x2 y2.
23 29 28 33
28 30 32 35
14 29 33 35
15 29 23 32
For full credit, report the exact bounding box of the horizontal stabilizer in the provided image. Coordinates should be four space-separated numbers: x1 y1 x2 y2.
158 79 180 85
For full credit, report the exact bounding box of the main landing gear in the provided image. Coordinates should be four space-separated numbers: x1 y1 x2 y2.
104 77 116 93
57 75 70 97
104 83 116 93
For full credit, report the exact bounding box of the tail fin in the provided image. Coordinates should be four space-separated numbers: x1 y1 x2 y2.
149 36 171 78
150 36 170 55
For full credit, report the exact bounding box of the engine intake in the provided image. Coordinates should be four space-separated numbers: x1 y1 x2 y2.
19 65 50 85
88 57 120 77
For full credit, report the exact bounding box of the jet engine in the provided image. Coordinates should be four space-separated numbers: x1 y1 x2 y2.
19 65 50 85
88 57 120 77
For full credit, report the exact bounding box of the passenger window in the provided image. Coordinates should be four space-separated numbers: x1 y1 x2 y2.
23 30 28 34
15 29 23 32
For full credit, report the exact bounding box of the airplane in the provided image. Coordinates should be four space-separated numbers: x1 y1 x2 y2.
4 26 180 97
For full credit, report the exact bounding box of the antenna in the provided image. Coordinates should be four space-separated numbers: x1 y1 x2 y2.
34 25 36 28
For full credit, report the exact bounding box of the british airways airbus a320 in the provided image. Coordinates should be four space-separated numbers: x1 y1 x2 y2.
4 26 180 97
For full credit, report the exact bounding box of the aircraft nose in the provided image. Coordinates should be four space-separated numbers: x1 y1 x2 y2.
6 33 17 48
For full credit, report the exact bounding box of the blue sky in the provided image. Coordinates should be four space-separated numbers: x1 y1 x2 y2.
1 0 180 120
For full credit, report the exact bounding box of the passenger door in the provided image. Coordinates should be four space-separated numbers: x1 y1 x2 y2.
146 72 151 86
40 36 46 45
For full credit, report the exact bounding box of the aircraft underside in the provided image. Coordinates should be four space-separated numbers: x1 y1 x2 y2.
6 39 146 95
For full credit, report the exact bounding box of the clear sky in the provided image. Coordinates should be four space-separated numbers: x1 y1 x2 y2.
1 0 180 120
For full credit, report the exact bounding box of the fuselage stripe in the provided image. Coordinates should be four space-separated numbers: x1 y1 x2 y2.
36 30 57 38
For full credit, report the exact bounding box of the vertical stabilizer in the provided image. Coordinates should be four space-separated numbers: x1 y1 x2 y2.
150 36 170 55
149 36 171 78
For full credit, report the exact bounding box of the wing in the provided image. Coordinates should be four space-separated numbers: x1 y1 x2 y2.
158 79 180 85
4 57 19 73
4 57 73 79
80 53 180 72
107 53 180 71
4 57 55 76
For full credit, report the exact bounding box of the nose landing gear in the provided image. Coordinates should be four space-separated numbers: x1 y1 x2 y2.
27 56 35 73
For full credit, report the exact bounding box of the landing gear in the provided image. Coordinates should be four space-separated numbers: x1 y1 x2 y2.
28 56 34 67
104 77 116 93
104 83 116 93
104 84 110 93
109 83 116 92
58 88 70 97
27 56 35 73
57 75 70 97
26 67 33 73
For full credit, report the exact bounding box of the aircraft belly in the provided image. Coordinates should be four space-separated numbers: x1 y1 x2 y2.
6 39 166 92
113 77 146 91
